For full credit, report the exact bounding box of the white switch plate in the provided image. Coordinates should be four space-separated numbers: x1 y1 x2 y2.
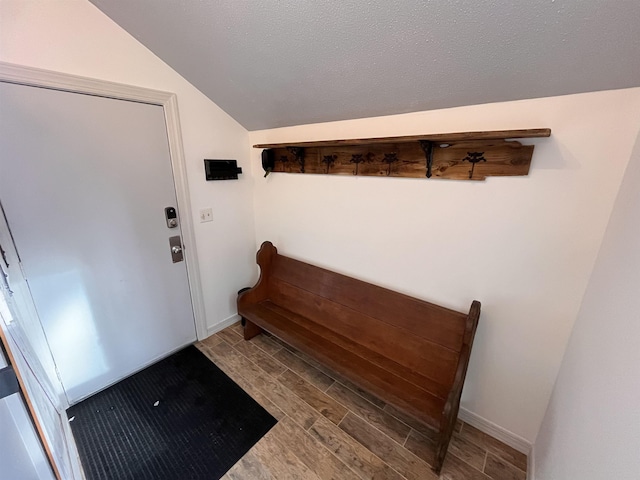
199 208 213 223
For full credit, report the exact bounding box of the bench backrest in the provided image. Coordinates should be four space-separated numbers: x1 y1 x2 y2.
266 247 469 402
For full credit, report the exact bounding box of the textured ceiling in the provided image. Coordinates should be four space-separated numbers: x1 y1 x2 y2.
90 0 640 131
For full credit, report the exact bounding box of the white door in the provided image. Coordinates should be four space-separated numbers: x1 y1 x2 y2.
0 81 197 403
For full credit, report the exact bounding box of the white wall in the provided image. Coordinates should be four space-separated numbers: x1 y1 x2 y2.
0 0 255 332
534 131 640 478
249 89 640 443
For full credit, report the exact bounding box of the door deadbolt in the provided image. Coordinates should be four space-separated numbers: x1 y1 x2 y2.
169 236 184 263
165 207 178 228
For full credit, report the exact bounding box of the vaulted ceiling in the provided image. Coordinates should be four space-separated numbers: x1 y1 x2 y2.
90 0 640 131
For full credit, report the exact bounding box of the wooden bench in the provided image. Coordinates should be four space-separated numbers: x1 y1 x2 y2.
238 241 480 473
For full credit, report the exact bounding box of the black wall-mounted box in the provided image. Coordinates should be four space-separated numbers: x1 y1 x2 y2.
204 159 243 180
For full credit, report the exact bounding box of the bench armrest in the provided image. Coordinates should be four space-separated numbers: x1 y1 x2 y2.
434 300 481 473
238 241 278 307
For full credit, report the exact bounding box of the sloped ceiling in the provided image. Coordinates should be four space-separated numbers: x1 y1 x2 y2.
90 0 640 131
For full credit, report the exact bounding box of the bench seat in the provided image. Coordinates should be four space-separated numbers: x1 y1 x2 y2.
242 300 444 429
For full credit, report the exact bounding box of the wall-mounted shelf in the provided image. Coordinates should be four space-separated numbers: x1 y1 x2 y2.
255 128 551 181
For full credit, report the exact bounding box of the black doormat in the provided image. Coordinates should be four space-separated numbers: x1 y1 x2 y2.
67 345 276 480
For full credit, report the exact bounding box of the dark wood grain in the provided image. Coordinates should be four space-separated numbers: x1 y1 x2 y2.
233 340 287 377
458 424 528 472
254 129 549 180
253 128 551 148
269 277 459 393
259 300 449 399
273 348 334 391
309 415 405 480
277 369 348 424
326 382 411 445
237 241 481 474
434 300 481 474
338 412 437 480
274 416 362 480
263 142 534 181
240 301 445 425
271 254 466 351
484 452 526 480
243 318 263 340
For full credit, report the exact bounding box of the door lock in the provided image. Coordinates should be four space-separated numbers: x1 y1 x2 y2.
164 207 178 228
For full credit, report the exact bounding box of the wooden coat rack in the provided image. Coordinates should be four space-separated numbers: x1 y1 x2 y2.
255 129 551 181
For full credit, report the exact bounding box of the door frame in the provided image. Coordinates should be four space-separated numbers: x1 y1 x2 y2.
0 61 208 340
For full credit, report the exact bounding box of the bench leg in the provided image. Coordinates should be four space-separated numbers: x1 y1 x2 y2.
434 442 447 474
243 318 263 340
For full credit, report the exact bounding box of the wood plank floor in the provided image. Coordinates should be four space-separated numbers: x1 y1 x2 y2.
196 322 527 480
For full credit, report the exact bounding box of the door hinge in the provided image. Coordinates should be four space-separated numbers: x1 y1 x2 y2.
0 243 8 269
0 267 12 296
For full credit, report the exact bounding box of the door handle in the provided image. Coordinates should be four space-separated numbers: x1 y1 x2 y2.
169 236 184 263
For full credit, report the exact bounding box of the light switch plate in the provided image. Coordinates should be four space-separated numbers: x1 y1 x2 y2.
199 208 213 223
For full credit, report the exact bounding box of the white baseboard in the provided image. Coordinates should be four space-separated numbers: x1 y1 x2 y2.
206 314 241 337
458 407 532 456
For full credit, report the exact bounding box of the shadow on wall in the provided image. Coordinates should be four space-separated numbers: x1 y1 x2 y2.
533 128 640 479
